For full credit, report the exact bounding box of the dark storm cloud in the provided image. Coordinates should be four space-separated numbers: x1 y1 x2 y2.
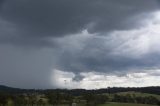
72 74 85 82
0 0 160 88
54 36 160 76
0 0 159 42
0 45 55 89
0 36 57 48
0 0 5 7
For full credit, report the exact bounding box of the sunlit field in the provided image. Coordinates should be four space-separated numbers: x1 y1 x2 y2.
99 102 158 106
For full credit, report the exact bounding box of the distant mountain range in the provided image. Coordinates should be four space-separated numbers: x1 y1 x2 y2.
0 85 23 93
0 85 160 95
0 85 16 91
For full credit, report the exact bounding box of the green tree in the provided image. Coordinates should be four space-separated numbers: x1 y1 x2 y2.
46 92 62 106
28 94 37 106
0 93 8 106
37 99 45 106
12 95 27 106
83 94 108 106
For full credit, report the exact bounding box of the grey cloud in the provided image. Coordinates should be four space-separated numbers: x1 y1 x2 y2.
147 69 160 77
0 0 4 7
72 74 85 82
0 0 160 88
0 36 57 48
0 45 55 88
0 0 159 46
53 35 160 76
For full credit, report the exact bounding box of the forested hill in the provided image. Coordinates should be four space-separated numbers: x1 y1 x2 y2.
0 85 160 95
0 85 37 94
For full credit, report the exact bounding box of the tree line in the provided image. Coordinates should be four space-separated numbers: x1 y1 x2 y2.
1 91 160 106
0 85 160 106
0 85 160 95
112 94 160 105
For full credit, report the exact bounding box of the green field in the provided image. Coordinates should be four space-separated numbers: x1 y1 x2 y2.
116 92 160 100
1 90 160 106
17 103 156 106
98 102 158 106
103 91 160 101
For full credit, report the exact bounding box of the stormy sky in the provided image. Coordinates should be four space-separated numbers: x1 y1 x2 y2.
0 0 160 89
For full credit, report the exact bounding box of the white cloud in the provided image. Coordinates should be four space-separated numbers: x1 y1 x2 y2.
110 11 160 58
50 11 160 89
51 69 78 89
55 11 160 60
51 69 160 89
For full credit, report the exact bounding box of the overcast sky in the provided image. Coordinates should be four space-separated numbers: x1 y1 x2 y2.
0 0 160 89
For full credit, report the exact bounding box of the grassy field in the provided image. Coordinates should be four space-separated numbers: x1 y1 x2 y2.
116 92 160 100
103 91 160 101
98 102 158 106
29 103 157 106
